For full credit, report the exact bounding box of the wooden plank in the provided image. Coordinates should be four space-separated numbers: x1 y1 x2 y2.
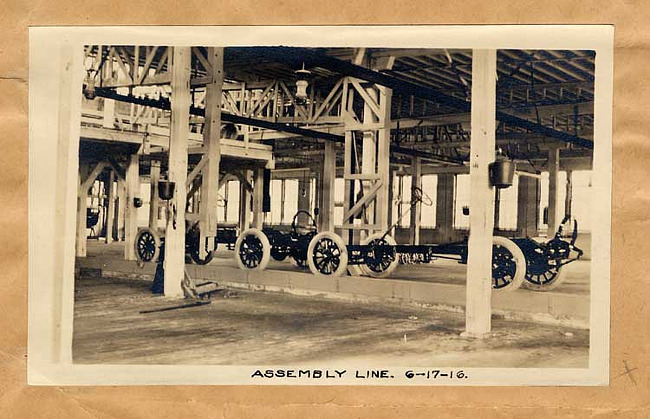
137 46 159 85
163 47 191 297
465 49 497 337
342 180 382 222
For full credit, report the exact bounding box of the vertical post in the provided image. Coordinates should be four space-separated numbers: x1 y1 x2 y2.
547 146 560 237
465 49 497 337
436 173 455 242
252 168 265 229
149 161 160 231
124 153 140 260
517 175 540 237
297 173 312 224
376 85 392 233
409 157 422 245
117 178 126 240
565 170 573 219
320 141 336 232
199 47 224 255
105 170 115 243
164 47 191 297
75 165 89 257
239 170 252 231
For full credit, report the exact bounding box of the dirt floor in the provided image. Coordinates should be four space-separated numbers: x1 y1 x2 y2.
73 274 589 367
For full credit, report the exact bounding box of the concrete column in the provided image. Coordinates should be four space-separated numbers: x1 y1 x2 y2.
252 168 265 229
149 161 160 231
199 47 224 255
163 47 191 297
547 146 560 237
105 170 115 243
124 153 140 260
436 174 455 242
409 157 422 244
465 49 497 337
516 175 540 237
320 141 336 232
239 170 252 231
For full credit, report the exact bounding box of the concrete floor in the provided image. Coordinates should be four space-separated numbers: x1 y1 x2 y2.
73 273 588 367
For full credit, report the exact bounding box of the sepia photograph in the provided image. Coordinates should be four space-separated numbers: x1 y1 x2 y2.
28 25 613 385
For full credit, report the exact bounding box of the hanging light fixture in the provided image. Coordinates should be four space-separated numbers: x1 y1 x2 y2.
294 63 311 105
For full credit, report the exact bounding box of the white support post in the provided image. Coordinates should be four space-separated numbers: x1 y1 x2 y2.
199 47 224 256
239 170 252 231
163 47 191 297
105 170 115 243
320 141 336 232
149 161 160 231
547 146 560 237
252 168 265 229
409 157 422 245
465 49 497 338
124 153 140 260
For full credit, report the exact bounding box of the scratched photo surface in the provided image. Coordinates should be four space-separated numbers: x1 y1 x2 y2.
29 26 612 385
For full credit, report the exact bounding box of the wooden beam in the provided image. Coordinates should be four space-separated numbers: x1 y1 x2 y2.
199 47 225 254
239 170 252 231
465 49 497 337
409 157 422 244
149 160 160 231
163 47 191 297
105 171 116 243
123 154 139 261
252 168 265 229
320 141 336 232
547 146 560 237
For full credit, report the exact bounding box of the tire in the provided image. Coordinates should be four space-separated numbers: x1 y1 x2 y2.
189 246 215 265
234 228 271 271
134 228 160 263
491 236 526 292
307 232 349 277
360 233 399 278
522 264 566 291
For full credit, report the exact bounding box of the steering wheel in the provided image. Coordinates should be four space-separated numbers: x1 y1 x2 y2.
291 210 318 238
411 186 433 207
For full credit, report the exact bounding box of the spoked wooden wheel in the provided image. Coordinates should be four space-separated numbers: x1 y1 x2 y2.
522 261 565 291
307 232 348 277
234 228 271 270
491 236 526 291
135 228 160 263
360 233 399 278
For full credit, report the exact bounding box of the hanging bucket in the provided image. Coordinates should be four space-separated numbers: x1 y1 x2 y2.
488 160 515 189
158 180 175 200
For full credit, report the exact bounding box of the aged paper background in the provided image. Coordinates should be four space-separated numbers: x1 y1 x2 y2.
1 1 647 417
